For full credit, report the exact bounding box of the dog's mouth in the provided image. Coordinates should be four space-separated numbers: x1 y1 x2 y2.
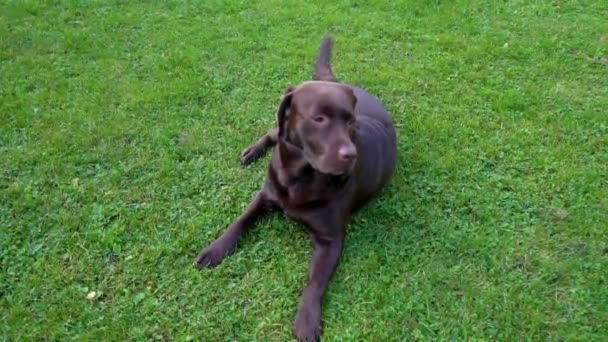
322 166 354 176
282 139 356 176
303 150 356 176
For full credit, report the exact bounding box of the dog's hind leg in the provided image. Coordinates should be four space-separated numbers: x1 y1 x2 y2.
312 36 338 83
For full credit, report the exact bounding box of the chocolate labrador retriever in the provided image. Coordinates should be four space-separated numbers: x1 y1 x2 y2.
195 36 397 341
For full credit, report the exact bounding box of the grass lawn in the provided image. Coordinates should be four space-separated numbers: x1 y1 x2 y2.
1 0 607 340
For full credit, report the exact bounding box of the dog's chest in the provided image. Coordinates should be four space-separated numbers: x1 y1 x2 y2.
266 167 340 212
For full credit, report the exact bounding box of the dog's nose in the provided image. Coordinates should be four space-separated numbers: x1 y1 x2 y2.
338 144 357 161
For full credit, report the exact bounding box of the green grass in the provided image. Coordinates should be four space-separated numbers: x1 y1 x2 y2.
1 0 607 340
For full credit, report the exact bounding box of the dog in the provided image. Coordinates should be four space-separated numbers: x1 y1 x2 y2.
195 36 397 341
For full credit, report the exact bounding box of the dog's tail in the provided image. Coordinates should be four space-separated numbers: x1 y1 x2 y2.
312 35 338 82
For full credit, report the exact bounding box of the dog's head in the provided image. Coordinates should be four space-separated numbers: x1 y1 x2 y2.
276 81 358 175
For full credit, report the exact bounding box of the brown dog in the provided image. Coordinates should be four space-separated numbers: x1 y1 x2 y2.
195 36 397 341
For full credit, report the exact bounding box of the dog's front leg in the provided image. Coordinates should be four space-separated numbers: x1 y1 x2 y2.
240 128 278 165
195 191 270 268
294 227 345 342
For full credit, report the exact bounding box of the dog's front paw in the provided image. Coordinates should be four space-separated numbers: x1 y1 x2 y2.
240 145 262 165
194 242 229 269
294 302 322 342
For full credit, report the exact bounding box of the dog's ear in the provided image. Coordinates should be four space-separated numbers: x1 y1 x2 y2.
344 86 357 111
277 86 295 138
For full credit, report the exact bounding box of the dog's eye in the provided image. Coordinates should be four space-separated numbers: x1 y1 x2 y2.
313 115 327 124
